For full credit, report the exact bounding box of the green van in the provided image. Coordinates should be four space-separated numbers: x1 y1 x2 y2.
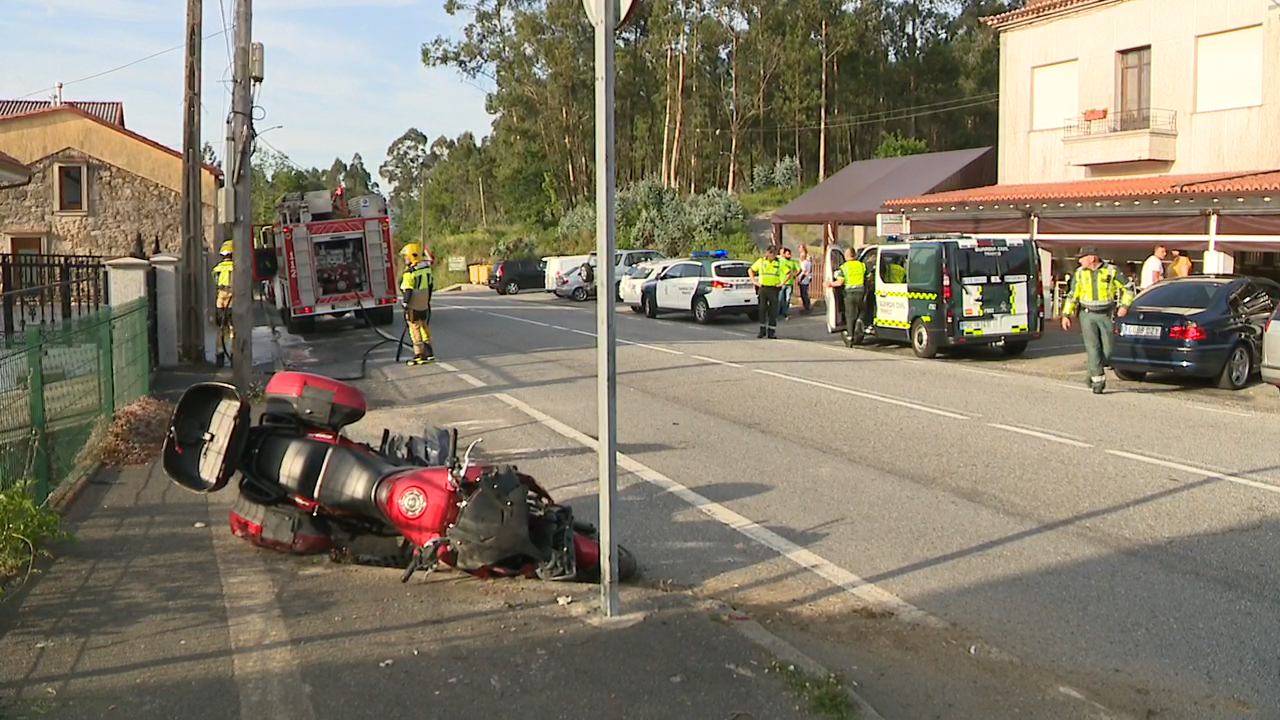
823 234 1046 358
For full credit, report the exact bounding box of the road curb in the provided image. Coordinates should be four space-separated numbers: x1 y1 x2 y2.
47 460 103 515
699 597 888 720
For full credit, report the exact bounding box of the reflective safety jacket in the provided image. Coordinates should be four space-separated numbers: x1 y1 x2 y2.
401 261 434 311
839 260 867 289
750 257 784 287
884 263 906 284
1062 263 1134 315
212 259 233 289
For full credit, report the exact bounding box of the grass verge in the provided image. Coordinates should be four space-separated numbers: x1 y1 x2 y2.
769 660 857 720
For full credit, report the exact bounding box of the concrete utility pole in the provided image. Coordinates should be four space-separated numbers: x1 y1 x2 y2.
179 0 205 363
230 0 255 392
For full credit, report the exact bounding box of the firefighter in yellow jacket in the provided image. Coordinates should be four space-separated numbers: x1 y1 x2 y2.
212 240 234 368
400 243 435 365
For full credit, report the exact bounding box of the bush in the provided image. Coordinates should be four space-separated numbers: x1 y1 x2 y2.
0 481 70 596
747 156 801 191
688 188 746 245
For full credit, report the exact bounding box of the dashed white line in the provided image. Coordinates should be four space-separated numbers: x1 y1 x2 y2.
487 311 551 328
619 339 684 355
988 423 1093 448
490 390 942 626
751 368 970 420
436 361 460 372
1107 450 1280 495
1189 404 1252 417
692 354 743 368
456 373 487 388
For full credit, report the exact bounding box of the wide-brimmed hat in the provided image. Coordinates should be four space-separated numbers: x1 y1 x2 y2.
1076 246 1101 259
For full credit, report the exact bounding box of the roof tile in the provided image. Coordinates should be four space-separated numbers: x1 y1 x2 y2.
883 171 1280 208
0 100 125 127
984 0 1112 29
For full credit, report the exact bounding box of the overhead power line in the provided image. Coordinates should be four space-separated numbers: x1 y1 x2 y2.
18 27 234 100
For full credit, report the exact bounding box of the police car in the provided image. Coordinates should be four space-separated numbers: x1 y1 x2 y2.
638 251 759 323
621 258 681 312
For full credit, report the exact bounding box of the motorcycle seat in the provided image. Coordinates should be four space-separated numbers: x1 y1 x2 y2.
248 432 399 518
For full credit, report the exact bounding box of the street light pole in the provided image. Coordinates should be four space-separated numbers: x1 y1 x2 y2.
230 0 254 392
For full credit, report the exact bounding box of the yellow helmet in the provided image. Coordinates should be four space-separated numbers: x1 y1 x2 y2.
400 243 422 265
219 240 233 256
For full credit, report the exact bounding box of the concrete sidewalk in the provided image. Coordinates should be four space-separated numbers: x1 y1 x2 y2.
0 367 885 720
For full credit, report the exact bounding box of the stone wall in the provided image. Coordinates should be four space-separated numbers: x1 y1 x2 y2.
0 149 217 258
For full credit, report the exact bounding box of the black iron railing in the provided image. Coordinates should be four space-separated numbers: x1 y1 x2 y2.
1064 107 1177 138
0 254 106 338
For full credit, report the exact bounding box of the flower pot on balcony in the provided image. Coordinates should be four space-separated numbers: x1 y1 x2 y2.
1083 109 1108 122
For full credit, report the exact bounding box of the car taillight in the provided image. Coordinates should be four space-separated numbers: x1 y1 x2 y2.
711 280 730 289
1169 324 1207 342
941 271 952 301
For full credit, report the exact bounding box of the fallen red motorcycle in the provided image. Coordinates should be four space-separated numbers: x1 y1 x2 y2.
161 371 637 583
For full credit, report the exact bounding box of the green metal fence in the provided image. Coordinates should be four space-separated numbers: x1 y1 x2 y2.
0 298 151 503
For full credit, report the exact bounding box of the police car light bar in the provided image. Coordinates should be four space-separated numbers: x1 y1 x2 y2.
690 250 728 258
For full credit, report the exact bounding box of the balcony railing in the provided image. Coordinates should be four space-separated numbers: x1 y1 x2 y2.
1064 108 1177 138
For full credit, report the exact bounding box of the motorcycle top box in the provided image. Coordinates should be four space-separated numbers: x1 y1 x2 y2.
162 382 251 493
264 371 367 431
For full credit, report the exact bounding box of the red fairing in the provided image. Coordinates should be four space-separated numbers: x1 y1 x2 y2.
228 510 331 555
375 465 491 546
264 371 368 430
573 532 600 572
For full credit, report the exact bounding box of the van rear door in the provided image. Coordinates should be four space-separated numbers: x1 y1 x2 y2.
949 238 1034 337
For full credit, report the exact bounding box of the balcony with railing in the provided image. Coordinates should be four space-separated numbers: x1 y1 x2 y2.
1063 108 1178 167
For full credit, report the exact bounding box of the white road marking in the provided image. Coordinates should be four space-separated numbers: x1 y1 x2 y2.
436 361 460 372
988 423 1093 448
692 354 743 368
751 368 970 420
457 373 487 388
209 495 317 720
620 339 684 355
490 390 943 627
1188 404 1252 417
1107 450 1280 495
488 312 551 328
569 328 595 337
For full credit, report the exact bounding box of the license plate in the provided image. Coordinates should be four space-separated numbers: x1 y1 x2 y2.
1121 324 1162 338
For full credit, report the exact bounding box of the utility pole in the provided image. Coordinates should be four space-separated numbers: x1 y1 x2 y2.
179 0 204 363
230 0 256 392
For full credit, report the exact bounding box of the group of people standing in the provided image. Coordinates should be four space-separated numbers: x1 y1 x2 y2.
748 244 815 339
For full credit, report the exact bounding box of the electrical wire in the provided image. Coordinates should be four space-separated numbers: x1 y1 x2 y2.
17 27 234 100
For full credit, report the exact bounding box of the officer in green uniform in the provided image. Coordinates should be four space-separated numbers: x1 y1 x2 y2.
1061 246 1134 394
749 246 784 339
824 247 868 347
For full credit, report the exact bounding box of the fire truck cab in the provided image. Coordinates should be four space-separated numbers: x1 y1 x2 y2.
256 188 400 335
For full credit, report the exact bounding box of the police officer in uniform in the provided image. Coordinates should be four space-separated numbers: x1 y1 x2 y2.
824 247 868 347
212 240 234 368
749 246 783 339
1061 246 1134 394
399 243 435 365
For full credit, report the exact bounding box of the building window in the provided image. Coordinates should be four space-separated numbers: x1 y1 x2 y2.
1031 60 1079 131
1116 46 1151 130
57 164 85 212
1196 25 1263 113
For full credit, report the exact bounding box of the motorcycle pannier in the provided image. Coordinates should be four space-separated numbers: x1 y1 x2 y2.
264 371 368 431
162 382 251 493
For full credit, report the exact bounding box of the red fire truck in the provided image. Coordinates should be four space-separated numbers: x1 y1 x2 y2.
254 188 400 334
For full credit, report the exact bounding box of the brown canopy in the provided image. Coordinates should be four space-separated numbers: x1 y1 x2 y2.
771 147 995 226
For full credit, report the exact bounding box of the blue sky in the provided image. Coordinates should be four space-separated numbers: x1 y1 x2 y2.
0 0 496 188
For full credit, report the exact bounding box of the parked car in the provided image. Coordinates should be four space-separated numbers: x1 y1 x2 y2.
621 259 681 312
554 263 594 302
1259 302 1280 389
544 254 593 293
488 258 545 295
552 250 667 302
1110 274 1280 390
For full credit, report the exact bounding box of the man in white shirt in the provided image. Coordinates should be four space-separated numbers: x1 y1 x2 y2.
1140 245 1167 290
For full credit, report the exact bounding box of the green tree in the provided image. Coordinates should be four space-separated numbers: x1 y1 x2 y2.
873 131 930 158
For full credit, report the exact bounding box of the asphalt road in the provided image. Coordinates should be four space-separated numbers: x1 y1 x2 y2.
290 288 1280 719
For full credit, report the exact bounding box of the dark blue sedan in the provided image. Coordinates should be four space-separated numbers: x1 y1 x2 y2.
1110 275 1280 390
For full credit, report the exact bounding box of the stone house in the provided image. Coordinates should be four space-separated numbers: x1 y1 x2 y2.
0 100 222 260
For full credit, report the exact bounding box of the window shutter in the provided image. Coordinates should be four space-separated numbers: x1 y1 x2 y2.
1196 25 1263 113
1031 60 1080 131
